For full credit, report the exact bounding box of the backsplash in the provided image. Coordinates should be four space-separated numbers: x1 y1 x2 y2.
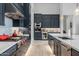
12 27 29 34
0 16 13 35
41 28 61 33
0 26 12 35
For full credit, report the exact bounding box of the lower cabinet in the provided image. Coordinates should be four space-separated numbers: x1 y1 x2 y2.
54 41 58 56
48 35 61 56
34 31 42 40
57 42 61 56
71 48 79 56
61 43 71 56
54 38 61 56
48 35 79 56
53 39 79 56
53 39 71 56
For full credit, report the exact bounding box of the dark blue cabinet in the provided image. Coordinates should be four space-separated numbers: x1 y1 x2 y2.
12 3 30 28
42 15 50 28
34 31 42 40
34 14 60 28
13 3 24 14
50 15 60 28
13 19 24 27
0 4 3 13
34 14 42 23
13 20 20 27
42 15 59 28
23 3 30 28
0 3 5 25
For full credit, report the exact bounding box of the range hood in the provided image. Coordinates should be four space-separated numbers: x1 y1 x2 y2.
5 3 24 19
5 12 24 19
5 3 16 13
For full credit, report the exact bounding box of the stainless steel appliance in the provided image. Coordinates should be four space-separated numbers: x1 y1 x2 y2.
42 32 48 39
34 23 41 31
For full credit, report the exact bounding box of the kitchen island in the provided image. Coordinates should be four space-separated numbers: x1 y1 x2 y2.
0 34 30 56
48 33 79 56
0 42 17 56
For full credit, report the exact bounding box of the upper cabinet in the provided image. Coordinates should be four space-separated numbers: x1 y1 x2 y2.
0 3 30 27
42 15 51 28
34 14 42 23
34 3 60 28
60 3 76 15
34 14 60 28
5 3 17 13
23 3 30 27
12 3 30 28
0 4 5 25
50 15 60 28
5 3 24 19
12 3 24 14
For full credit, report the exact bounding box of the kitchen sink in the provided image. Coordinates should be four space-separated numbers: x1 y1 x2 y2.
58 37 71 40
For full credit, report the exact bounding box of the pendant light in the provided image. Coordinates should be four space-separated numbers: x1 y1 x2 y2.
75 3 79 15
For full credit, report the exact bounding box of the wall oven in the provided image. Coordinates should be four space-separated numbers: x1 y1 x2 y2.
34 23 41 31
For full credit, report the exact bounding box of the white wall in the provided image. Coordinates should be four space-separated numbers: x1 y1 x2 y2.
0 16 13 35
60 3 76 15
34 3 60 14
60 3 79 35
60 3 77 35
72 15 79 35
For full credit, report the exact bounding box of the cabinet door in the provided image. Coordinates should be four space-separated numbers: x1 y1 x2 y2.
57 43 61 56
0 4 5 25
0 4 3 13
50 15 60 28
20 19 24 27
13 19 24 27
54 39 61 56
54 42 58 56
23 3 30 27
42 15 50 28
54 39 58 56
61 43 71 56
34 14 42 23
71 48 79 56
34 32 42 40
13 20 20 27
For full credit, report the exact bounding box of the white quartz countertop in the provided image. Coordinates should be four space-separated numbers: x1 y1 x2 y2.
22 34 29 36
18 34 29 37
48 33 79 52
0 42 17 54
